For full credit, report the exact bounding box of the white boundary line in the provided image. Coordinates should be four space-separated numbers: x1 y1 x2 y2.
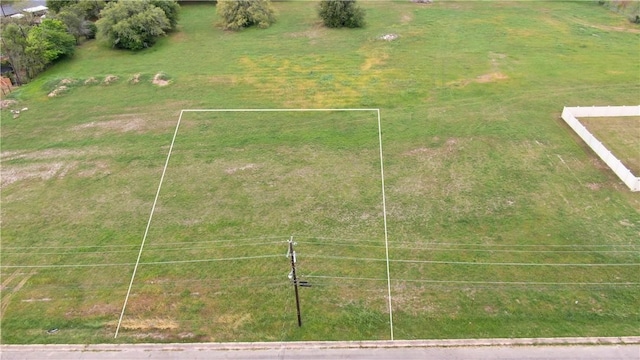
114 110 185 338
114 109 393 340
377 109 394 341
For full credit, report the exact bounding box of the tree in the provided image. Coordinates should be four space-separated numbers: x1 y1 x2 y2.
318 0 365 28
96 0 175 50
26 19 76 64
55 5 84 44
216 0 276 31
151 0 180 30
46 0 78 13
0 22 30 84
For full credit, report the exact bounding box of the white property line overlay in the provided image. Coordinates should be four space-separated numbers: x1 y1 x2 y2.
114 108 394 341
561 105 640 192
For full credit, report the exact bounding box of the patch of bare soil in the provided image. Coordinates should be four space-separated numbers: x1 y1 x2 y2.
449 72 509 87
1 148 88 161
73 118 146 133
152 73 170 87
476 72 509 83
225 163 257 174
112 318 179 331
84 77 99 85
1 162 66 188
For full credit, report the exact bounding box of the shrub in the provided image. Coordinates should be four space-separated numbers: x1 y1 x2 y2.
96 0 176 50
318 0 365 28
216 0 276 30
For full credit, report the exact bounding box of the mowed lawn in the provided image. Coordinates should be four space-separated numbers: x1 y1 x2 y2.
1 1 639 343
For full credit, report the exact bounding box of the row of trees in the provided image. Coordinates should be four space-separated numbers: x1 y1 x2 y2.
217 0 365 30
1 0 365 84
1 0 180 84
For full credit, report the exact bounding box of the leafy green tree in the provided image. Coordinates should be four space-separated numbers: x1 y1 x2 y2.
151 0 180 30
55 5 84 44
76 0 107 20
216 0 276 31
0 22 30 83
318 0 365 28
46 0 78 13
96 0 173 50
26 19 75 64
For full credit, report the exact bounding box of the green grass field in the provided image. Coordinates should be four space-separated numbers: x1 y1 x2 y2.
1 1 639 343
580 116 640 174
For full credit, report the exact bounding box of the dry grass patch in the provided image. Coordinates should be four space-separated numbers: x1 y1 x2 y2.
1 162 67 188
109 318 179 330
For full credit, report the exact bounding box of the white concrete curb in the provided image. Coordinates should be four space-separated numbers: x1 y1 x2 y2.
2 336 639 352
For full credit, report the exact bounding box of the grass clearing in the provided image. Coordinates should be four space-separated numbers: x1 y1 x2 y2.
1 1 639 343
579 116 640 174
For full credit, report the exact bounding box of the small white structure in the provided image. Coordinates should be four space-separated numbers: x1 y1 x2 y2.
561 105 640 192
23 5 48 16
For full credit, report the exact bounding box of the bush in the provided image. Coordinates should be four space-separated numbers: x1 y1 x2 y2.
318 0 365 28
96 0 177 50
216 0 276 30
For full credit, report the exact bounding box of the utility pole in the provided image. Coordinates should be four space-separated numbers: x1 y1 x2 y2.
288 236 302 327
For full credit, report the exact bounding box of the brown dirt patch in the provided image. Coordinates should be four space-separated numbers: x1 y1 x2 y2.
401 13 413 24
1 162 65 188
476 72 509 83
108 318 178 331
73 117 146 133
449 72 509 87
225 163 257 174
1 148 89 161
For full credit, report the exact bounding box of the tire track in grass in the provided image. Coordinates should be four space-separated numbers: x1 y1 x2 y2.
1 269 36 317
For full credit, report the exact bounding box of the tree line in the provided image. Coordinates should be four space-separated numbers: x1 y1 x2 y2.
0 0 365 85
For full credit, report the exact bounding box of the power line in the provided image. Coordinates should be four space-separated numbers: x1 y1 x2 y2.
303 275 640 287
1 236 289 250
304 255 640 267
2 241 285 256
298 241 638 253
1 254 284 269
